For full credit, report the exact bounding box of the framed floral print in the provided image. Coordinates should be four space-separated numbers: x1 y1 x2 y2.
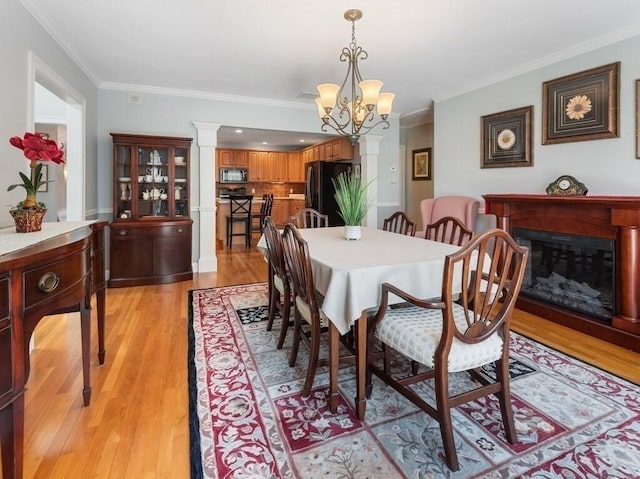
412 148 431 180
542 62 619 144
481 106 533 168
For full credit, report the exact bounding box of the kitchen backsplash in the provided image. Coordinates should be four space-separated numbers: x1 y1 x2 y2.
216 182 304 198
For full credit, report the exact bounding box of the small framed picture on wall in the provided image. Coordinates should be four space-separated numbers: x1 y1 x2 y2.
412 148 431 180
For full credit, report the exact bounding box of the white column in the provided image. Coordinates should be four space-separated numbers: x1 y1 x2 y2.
357 135 383 227
193 121 221 273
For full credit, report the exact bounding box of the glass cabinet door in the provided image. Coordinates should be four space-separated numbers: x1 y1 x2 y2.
173 147 189 217
137 146 170 217
115 145 133 219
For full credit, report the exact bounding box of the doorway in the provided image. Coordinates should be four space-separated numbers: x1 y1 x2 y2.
30 51 85 221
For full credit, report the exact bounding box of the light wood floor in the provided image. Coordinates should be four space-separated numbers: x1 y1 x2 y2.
21 246 640 478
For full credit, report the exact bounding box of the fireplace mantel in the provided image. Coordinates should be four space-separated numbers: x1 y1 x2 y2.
484 194 640 352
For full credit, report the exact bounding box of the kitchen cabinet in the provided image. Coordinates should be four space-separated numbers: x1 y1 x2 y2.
248 151 268 181
268 152 288 181
289 199 305 218
325 138 354 161
217 149 248 168
271 199 288 226
110 133 193 287
288 151 304 182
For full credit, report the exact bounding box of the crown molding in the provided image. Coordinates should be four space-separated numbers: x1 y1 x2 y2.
19 0 100 86
433 23 640 103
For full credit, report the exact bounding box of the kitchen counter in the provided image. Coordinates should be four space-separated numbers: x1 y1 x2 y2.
215 195 306 249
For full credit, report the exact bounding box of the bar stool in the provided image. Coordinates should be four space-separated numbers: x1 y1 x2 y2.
226 194 253 248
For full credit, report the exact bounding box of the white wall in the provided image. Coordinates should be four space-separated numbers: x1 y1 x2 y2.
0 0 98 228
434 34 640 231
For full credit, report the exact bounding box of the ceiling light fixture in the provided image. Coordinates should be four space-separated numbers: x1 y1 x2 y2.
315 9 394 145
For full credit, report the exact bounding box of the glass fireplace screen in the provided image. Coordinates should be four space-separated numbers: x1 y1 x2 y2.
513 228 615 321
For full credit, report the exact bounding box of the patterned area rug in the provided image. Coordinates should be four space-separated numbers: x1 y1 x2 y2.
188 283 640 479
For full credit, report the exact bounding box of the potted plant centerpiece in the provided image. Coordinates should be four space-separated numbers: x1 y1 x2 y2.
332 171 372 240
7 132 65 232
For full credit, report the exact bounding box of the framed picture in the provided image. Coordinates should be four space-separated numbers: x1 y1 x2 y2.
542 62 619 145
412 148 431 180
38 164 49 192
481 105 533 168
636 80 640 159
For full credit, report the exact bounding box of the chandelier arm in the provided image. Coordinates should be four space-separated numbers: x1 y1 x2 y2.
316 9 391 143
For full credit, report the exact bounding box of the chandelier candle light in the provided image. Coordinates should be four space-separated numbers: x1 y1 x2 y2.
315 9 394 144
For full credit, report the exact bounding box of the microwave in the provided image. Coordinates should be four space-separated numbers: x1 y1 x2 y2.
219 167 248 183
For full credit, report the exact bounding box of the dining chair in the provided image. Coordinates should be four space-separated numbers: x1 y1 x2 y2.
288 208 329 228
366 228 529 471
226 194 253 248
281 223 353 396
262 216 292 349
415 196 479 238
252 193 274 236
382 211 416 236
425 215 474 246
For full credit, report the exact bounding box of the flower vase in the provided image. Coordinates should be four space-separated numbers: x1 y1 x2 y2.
344 225 362 240
10 208 47 233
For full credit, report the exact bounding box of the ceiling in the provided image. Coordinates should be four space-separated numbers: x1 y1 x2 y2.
21 0 640 148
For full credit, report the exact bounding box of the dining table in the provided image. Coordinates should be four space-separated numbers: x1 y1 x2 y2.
258 226 464 420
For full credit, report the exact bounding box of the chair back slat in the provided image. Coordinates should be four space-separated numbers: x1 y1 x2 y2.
281 223 319 314
383 211 416 236
425 216 473 246
289 208 329 228
263 216 286 279
441 229 528 346
260 194 274 216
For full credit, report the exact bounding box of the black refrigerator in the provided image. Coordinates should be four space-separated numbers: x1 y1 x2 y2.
305 160 353 226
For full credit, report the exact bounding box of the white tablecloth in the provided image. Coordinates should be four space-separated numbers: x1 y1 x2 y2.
259 226 461 335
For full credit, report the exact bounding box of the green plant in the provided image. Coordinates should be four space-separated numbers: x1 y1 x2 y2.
331 172 373 226
7 132 65 209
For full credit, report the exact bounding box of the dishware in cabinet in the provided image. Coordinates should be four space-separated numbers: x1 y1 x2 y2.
110 133 193 287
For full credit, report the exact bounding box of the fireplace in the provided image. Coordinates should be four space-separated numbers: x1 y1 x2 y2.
484 194 640 353
513 228 614 321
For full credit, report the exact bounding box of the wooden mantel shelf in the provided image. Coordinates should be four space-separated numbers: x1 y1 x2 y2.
484 194 640 353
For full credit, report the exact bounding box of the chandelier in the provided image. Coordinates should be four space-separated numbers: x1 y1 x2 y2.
315 9 395 144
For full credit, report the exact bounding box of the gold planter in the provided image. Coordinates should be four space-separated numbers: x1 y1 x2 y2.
10 208 46 233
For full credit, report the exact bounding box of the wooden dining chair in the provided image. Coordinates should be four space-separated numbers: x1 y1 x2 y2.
366 229 529 471
281 223 353 396
252 193 274 236
383 211 416 236
262 216 293 349
288 208 328 228
425 215 474 246
226 194 253 248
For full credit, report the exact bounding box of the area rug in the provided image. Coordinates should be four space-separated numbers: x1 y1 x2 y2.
188 283 640 479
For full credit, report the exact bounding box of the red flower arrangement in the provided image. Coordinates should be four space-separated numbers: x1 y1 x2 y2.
7 132 65 209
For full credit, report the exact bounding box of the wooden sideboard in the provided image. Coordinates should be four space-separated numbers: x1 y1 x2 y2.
484 194 640 352
0 221 107 479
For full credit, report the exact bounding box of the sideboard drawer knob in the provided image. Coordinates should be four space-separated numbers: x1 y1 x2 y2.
118 229 128 236
177 228 184 233
38 272 60 293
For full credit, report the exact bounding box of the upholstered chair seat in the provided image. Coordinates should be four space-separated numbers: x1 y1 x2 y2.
375 304 503 372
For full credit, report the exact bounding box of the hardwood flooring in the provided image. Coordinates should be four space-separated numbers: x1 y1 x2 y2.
20 245 640 478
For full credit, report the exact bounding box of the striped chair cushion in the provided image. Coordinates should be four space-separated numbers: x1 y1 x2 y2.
295 291 329 328
273 273 286 294
375 303 503 372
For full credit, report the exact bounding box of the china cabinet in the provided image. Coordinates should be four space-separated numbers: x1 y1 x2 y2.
109 133 193 287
